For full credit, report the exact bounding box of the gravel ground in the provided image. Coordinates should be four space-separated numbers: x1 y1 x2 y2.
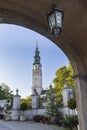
0 120 64 130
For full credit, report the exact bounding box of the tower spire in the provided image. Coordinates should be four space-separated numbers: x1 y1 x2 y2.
33 42 40 65
36 41 38 48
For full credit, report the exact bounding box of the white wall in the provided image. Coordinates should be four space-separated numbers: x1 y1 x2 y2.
16 107 76 120
0 100 7 108
20 109 46 120
59 107 77 115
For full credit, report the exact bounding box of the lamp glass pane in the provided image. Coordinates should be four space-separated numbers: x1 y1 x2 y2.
49 13 55 30
55 11 62 28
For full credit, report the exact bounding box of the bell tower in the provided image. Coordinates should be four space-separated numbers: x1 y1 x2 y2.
32 44 43 95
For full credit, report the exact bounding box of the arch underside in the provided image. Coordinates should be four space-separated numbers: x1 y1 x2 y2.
0 0 87 78
0 1 87 130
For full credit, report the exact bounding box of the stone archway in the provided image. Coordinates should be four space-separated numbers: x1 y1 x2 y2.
0 1 87 129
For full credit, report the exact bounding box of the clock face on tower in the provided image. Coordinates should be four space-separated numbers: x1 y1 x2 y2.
35 65 37 69
34 65 38 70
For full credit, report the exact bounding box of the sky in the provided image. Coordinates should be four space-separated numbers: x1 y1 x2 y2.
0 24 69 98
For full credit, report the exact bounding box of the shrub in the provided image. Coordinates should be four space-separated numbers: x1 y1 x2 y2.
54 112 63 126
33 115 51 124
62 115 78 130
33 115 45 122
68 98 76 110
0 114 4 119
44 116 51 123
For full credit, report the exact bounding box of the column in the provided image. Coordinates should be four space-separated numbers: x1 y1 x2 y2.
74 74 87 130
11 88 21 120
31 94 38 109
13 88 21 110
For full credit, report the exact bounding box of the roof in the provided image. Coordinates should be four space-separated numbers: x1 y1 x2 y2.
41 90 49 95
33 46 41 65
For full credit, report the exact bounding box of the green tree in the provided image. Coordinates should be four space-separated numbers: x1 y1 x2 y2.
21 96 32 109
0 83 13 99
20 102 28 115
67 63 74 87
25 96 32 109
0 83 13 107
52 63 74 103
45 84 59 117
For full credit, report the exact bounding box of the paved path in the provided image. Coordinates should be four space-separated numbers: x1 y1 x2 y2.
0 123 13 130
0 120 63 130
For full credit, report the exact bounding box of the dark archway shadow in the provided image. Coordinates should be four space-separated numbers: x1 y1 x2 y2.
0 7 85 77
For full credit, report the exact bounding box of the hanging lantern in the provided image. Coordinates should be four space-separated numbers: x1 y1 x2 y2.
47 6 64 35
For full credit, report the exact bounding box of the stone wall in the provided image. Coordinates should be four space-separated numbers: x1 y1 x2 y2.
20 109 46 120
11 107 77 120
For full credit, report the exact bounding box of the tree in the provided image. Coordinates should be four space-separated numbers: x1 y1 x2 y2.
25 96 32 109
21 96 32 109
67 63 74 88
45 85 60 117
0 83 13 99
52 63 74 103
0 83 13 107
20 102 28 115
